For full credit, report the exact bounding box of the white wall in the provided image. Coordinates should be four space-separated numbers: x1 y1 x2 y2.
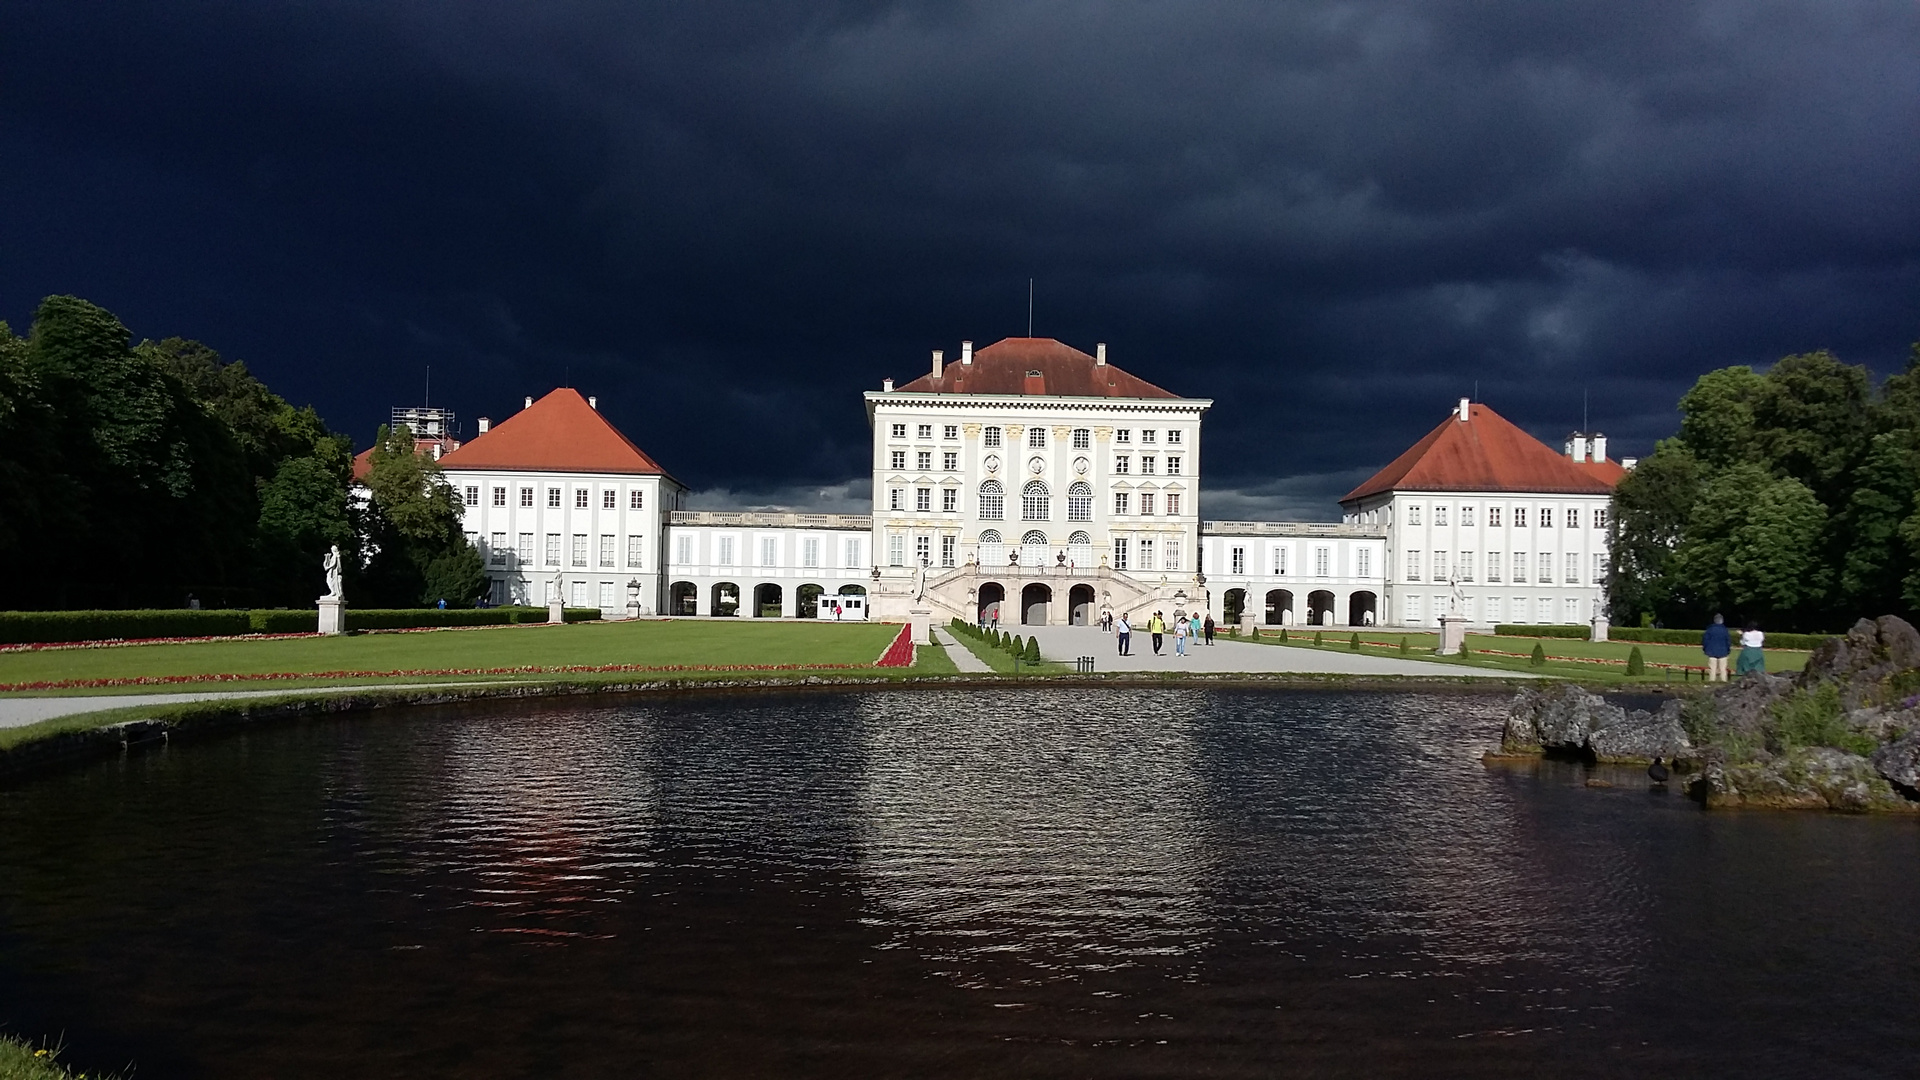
449 469 680 613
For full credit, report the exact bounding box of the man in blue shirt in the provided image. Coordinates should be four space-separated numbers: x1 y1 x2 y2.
1702 613 1731 682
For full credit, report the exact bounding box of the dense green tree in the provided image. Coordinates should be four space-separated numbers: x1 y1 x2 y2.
1833 432 1920 617
1750 350 1874 508
360 423 486 607
1606 443 1702 624
255 453 356 606
1676 366 1765 468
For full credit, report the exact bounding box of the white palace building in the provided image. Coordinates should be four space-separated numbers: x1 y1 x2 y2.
404 337 1630 629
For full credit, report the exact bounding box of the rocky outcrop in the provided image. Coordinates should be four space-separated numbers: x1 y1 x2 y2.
1871 729 1920 797
1690 747 1919 813
1502 683 1690 761
1797 615 1920 708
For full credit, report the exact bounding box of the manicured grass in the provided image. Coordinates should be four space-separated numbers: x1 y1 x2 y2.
1235 628 1808 681
911 641 960 674
945 631 1067 674
0 619 903 693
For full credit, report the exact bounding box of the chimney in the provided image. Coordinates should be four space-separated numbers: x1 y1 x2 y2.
883 378 894 392
1458 397 1470 422
524 396 533 410
961 340 973 365
1590 433 1607 462
1096 343 1107 366
477 417 490 434
932 349 944 379
1623 456 1639 470
431 443 443 461
1565 434 1589 462
589 395 598 410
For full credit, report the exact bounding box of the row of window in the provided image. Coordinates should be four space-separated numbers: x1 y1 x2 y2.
464 485 645 512
888 424 1186 449
1404 504 1607 529
1405 550 1609 583
481 532 645 570
491 578 624 609
1227 545 1371 579
669 534 866 570
1111 455 1181 475
888 480 1185 519
1403 594 1590 625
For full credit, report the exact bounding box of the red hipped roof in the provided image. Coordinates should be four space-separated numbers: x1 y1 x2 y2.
1341 403 1625 503
894 338 1181 398
435 388 669 475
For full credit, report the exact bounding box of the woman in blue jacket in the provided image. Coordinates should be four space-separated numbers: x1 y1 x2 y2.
1701 614 1731 682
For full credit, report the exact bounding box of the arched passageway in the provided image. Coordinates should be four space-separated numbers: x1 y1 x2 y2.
977 582 1006 627
1307 589 1336 626
796 583 823 618
1021 582 1052 626
711 582 740 617
1223 588 1247 624
1264 589 1293 625
669 581 697 616
1069 584 1095 625
1349 591 1378 627
753 583 782 617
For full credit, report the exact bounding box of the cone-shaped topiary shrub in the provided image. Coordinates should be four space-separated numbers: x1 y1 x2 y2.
1024 635 1041 663
1313 631 1323 646
1530 642 1548 667
1279 627 1288 642
1400 636 1409 654
1349 632 1361 651
1626 646 1645 675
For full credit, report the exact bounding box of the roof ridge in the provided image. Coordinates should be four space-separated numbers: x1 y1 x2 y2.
1340 403 1620 502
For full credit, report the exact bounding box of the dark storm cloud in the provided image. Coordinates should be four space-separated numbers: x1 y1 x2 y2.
4 0 1917 516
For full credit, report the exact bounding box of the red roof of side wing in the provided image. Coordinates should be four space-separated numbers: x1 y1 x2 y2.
1340 403 1622 502
894 338 1181 398
436 388 669 475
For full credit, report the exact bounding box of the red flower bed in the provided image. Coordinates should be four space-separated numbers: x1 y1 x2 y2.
0 661 889 693
874 623 915 667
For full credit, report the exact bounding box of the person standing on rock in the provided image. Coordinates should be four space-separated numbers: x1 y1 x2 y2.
1736 620 1767 676
1116 613 1132 656
1702 614 1731 682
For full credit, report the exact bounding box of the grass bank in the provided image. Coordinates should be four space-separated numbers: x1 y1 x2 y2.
0 1035 119 1080
1234 628 1808 684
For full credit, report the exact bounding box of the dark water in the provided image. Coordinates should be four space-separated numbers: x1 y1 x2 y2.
2 689 1917 1078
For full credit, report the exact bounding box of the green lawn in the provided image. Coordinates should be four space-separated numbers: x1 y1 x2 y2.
0 619 904 694
945 630 1068 674
1235 628 1809 680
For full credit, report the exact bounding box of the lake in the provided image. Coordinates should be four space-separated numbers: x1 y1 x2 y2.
2 688 1916 1077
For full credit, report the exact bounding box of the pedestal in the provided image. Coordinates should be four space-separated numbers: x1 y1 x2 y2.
910 607 933 645
548 599 566 625
1590 614 1610 643
626 601 642 620
1438 614 1468 655
317 597 346 636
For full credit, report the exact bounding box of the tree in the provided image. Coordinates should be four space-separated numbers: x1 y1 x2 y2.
1676 366 1764 468
255 453 355 606
360 423 485 606
1607 443 1702 624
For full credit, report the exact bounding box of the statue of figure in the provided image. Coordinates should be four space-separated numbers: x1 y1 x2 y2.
322 544 344 600
913 557 929 602
1448 576 1465 616
551 568 565 604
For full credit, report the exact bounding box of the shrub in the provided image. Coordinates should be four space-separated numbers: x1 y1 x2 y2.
1349 632 1361 651
1766 683 1875 755
1529 642 1547 667
1023 635 1041 663
1279 627 1288 642
1313 631 1323 646
249 610 319 634
345 607 598 631
1625 646 1645 675
1400 636 1409 654
1495 624 1589 639
0 609 252 644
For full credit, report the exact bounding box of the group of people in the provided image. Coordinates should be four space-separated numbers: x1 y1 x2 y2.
1110 609 1215 657
1700 613 1766 681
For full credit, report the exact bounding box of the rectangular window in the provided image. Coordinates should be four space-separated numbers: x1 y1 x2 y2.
1409 505 1422 526
984 426 1002 448
1113 537 1129 570
1167 429 1183 444
546 533 562 565
942 488 958 512
1273 546 1288 575
890 450 907 470
1315 547 1330 577
599 581 615 609
1113 492 1130 515
917 423 933 440
1461 505 1474 527
1072 428 1091 449
889 487 904 511
1141 429 1157 444
1540 507 1553 528
491 486 507 508
916 487 931 512
1460 551 1474 581
1140 493 1156 515
1138 538 1155 569
1114 455 1131 474
1594 552 1610 582
1514 552 1526 582
630 489 644 511
1487 551 1502 582
1486 596 1501 621
1166 456 1181 475
802 536 820 568
1141 455 1156 475
1407 550 1422 580
675 535 693 565
916 451 932 471
1538 552 1552 582
1435 505 1448 527
1027 427 1047 449
518 533 534 566
1434 550 1448 580
943 451 959 471
941 534 955 567
489 532 507 565
548 487 562 508
1165 540 1181 571
890 423 906 438
1488 506 1501 528
1230 546 1246 574
464 485 480 507
888 533 906 566
627 535 644 568
844 537 862 568
915 534 931 565
602 490 616 510
762 536 778 567
1115 429 1131 443
943 424 958 440
571 534 588 567
718 537 735 566
1165 493 1181 516
569 580 585 607
1512 507 1526 528
1357 548 1371 578
520 487 534 508
574 489 589 509
1595 507 1609 529
1406 595 1422 623
599 534 615 567
1566 552 1580 582
1566 508 1579 529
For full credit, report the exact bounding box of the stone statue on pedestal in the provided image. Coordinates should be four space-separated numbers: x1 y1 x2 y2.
323 544 344 601
913 557 928 602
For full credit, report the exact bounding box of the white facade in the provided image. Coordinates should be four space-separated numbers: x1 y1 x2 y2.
446 468 684 614
1200 522 1389 627
663 511 874 617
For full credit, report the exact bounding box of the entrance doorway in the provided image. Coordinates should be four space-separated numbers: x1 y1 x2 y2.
977 582 1005 627
1349 590 1377 626
1021 583 1051 625
753 583 782 617
1069 584 1095 625
1264 589 1293 625
1308 590 1336 626
1223 588 1247 623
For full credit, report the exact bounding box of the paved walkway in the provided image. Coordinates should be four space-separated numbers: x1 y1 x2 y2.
0 682 501 730
931 628 993 673
1023 625 1526 677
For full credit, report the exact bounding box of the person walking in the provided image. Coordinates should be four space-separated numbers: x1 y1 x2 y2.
1149 611 1165 655
1702 614 1731 682
1189 611 1203 643
1116 613 1132 656
1203 613 1215 645
1174 614 1189 656
1736 621 1767 676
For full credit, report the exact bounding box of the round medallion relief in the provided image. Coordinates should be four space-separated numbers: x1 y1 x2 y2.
1073 456 1090 475
1028 456 1047 475
983 454 1000 473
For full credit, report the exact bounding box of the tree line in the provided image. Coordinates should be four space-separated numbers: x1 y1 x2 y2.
1609 344 1920 632
0 295 483 610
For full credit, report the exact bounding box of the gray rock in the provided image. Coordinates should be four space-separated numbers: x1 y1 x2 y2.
1502 683 1689 760
1797 615 1920 709
1712 672 1792 737
1713 747 1917 813
1589 697 1691 761
1871 729 1920 794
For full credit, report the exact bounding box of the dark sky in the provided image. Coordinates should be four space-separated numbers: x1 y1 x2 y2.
4 2 1917 519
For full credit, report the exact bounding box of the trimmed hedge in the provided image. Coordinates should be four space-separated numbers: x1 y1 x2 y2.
1496 623 1836 650
0 605 604 645
1495 624 1589 639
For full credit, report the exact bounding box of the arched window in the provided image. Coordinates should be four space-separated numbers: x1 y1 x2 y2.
1022 530 1048 545
978 479 1004 520
1067 530 1093 567
1022 480 1050 520
1068 530 1091 545
1067 481 1093 521
1020 530 1049 568
979 529 1002 544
